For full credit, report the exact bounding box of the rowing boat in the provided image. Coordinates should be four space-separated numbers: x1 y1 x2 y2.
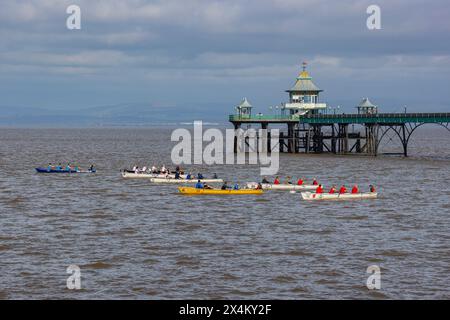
35 168 96 174
301 192 378 201
149 178 223 184
178 187 263 195
121 171 187 179
246 182 317 191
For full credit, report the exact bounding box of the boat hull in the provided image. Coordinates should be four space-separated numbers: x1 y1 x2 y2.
121 172 188 179
36 168 96 174
301 192 378 201
150 178 223 184
247 182 317 191
178 187 263 195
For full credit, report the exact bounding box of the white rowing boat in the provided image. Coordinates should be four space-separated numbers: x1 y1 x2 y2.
121 171 187 179
149 178 224 184
246 182 317 191
301 192 378 201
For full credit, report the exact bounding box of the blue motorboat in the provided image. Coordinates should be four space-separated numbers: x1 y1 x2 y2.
35 167 96 174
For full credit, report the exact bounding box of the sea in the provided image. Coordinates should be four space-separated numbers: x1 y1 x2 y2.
0 126 449 299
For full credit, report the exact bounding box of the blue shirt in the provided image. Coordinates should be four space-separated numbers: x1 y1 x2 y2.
195 182 204 189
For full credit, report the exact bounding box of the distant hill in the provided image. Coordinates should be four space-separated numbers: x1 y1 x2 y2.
0 102 230 127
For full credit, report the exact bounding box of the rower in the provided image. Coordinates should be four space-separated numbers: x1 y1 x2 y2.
329 186 337 194
65 163 71 171
195 180 204 189
213 173 218 179
57 163 62 171
315 184 324 194
197 173 204 180
161 165 167 173
134 166 139 174
312 178 318 186
174 171 180 179
262 177 269 184
233 183 240 190
351 185 359 194
151 165 157 173
221 181 229 190
297 178 304 185
89 164 95 172
186 172 192 180
274 176 280 185
47 163 52 171
285 176 292 185
369 185 376 193
339 185 347 194
256 183 263 190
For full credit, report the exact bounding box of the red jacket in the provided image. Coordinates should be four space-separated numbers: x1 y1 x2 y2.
297 179 303 185
274 179 280 185
316 186 324 194
339 187 347 194
351 186 359 194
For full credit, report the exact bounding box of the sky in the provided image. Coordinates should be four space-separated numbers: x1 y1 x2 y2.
0 0 449 120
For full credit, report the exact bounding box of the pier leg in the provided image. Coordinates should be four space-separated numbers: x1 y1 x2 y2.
402 124 408 157
233 123 241 153
287 123 294 153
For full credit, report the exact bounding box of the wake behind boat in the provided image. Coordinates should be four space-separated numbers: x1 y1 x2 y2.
301 191 378 201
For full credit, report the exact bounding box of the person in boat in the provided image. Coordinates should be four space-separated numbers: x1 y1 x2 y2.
47 163 53 171
195 180 204 189
312 178 318 186
221 181 229 190
161 165 167 174
285 176 292 185
57 163 62 171
339 185 347 194
297 178 304 186
329 186 337 194
174 171 180 179
262 177 269 184
369 185 376 193
142 166 147 173
315 184 324 194
255 183 263 190
213 173 218 179
89 164 95 172
203 183 213 190
233 183 240 190
65 163 71 171
186 172 192 180
197 173 204 180
151 165 158 173
134 166 140 174
274 176 280 185
351 185 359 194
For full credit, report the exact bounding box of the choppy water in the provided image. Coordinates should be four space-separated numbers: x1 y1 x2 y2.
0 127 449 299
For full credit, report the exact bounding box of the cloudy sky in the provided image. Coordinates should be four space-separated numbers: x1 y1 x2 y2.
0 0 449 119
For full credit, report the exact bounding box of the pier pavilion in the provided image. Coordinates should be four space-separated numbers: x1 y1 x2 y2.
229 64 450 156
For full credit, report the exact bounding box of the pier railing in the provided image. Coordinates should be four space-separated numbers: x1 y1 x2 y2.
300 112 450 124
229 114 298 122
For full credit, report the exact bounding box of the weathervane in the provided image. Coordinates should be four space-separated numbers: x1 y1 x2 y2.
302 61 307 71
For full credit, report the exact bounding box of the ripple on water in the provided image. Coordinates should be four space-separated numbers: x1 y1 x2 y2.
82 261 114 269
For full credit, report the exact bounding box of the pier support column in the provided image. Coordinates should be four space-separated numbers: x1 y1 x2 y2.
233 123 241 153
287 123 295 153
401 124 408 157
365 124 379 156
338 124 349 154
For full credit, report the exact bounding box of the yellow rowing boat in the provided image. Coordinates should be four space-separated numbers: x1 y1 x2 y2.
178 187 263 195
